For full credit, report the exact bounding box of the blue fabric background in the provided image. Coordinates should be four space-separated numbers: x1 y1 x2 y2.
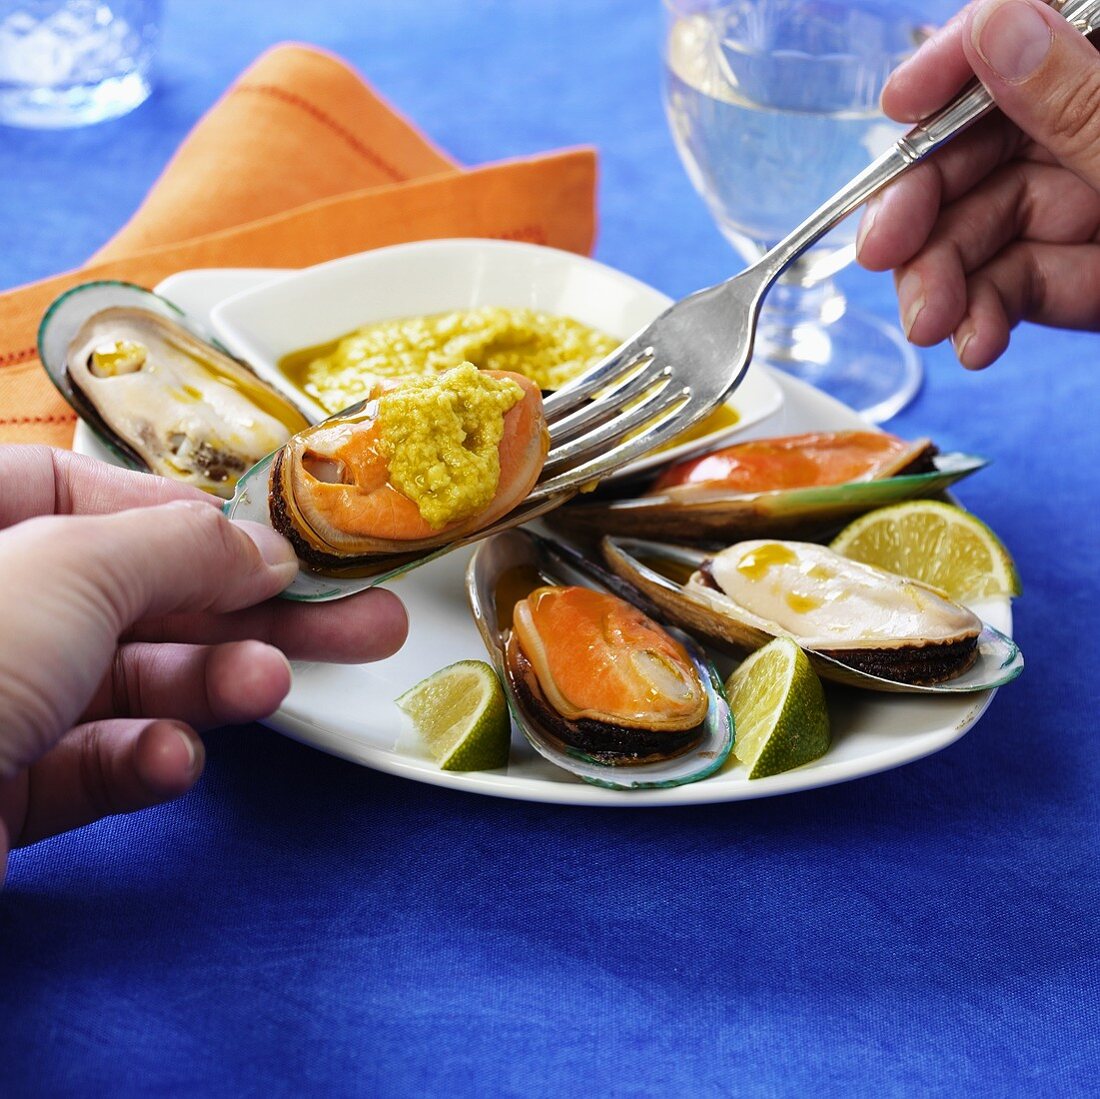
1 1 1098 1095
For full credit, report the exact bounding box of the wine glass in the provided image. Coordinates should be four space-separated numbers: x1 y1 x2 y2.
662 0 948 422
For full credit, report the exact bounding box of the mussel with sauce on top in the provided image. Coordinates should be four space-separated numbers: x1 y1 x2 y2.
270 362 550 573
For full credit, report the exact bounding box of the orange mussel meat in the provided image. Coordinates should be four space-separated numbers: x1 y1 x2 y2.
505 585 709 763
651 430 933 494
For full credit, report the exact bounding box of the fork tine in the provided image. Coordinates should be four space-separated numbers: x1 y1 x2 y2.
546 364 674 446
526 385 691 501
532 394 694 498
541 378 687 477
541 340 654 421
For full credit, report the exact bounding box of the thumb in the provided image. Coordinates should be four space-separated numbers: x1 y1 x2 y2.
75 501 300 628
965 0 1100 188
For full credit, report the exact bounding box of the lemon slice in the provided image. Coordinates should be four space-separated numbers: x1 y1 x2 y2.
829 500 1021 602
395 660 511 771
724 638 830 779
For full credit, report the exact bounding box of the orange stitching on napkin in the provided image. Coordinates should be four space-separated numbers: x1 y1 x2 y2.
494 225 549 245
237 84 408 182
0 413 77 426
0 347 37 368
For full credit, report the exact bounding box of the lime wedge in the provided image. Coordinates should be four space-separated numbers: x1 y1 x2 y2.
724 638 830 779
829 500 1021 602
395 660 511 771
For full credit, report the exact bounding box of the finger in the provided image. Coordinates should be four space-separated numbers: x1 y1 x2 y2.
17 502 299 630
857 168 944 273
857 112 1025 271
965 0 1100 191
14 718 204 848
952 275 1013 368
0 445 215 530
951 240 1100 367
123 587 409 663
81 640 293 729
893 160 1100 344
881 4 976 121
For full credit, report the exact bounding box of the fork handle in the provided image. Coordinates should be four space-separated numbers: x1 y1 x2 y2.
757 0 1100 279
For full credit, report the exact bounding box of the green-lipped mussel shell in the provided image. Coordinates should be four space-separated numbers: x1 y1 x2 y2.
599 535 1023 695
466 529 734 789
38 281 311 497
553 452 987 545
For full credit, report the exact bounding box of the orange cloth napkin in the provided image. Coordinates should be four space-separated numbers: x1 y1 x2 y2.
0 44 597 448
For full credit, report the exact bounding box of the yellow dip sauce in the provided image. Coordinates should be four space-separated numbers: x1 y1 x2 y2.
280 306 741 470
280 306 619 414
375 362 523 529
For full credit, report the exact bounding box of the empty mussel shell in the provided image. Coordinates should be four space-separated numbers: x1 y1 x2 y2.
466 528 734 789
599 535 1023 695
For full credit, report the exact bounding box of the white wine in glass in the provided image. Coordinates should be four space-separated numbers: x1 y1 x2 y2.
663 0 952 422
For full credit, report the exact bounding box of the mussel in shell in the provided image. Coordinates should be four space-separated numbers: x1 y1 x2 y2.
507 585 709 763
270 365 550 573
554 430 986 544
466 529 733 789
39 282 311 498
650 430 935 492
600 536 1023 694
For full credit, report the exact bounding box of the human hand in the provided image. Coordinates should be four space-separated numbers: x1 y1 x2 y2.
857 0 1100 368
0 445 408 880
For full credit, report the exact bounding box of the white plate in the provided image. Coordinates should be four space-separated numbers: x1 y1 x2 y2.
260 374 1010 807
73 262 1012 805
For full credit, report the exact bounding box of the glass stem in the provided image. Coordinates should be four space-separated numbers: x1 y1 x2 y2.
753 147 910 285
757 264 846 369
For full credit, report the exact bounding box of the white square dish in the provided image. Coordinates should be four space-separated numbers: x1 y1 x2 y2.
208 238 785 475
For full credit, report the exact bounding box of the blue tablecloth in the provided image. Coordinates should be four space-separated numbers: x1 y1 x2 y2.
2 2 1097 1095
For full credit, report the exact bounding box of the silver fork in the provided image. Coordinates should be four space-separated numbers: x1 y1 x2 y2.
512 0 1100 510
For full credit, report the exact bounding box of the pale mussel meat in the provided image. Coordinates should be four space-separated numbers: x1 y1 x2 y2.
601 535 1023 694
38 281 311 498
554 430 987 544
466 529 733 789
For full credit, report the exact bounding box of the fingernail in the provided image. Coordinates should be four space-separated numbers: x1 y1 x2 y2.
856 197 880 256
898 270 926 339
268 644 293 683
973 0 1053 83
236 521 298 571
171 725 200 773
953 327 975 365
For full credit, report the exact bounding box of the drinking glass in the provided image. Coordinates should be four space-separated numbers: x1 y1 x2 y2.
0 0 159 128
663 0 948 422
